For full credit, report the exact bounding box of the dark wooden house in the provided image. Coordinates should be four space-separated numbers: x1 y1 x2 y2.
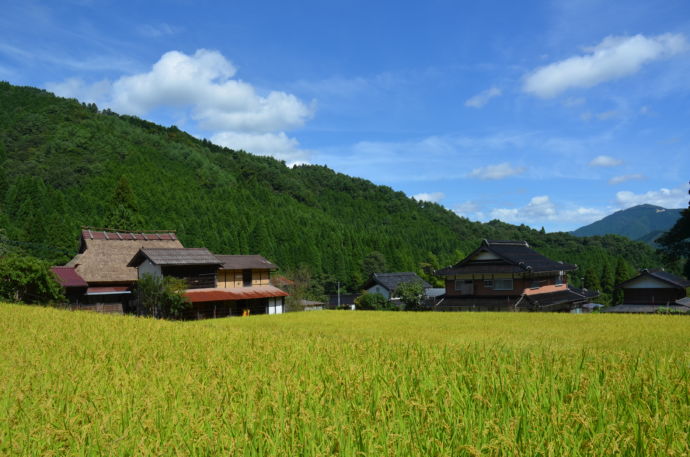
435 240 597 311
605 269 690 314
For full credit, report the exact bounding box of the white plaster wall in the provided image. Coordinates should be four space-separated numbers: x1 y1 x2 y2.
367 285 390 299
474 251 500 260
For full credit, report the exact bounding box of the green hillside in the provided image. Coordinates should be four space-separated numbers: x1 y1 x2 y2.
0 82 663 292
572 204 683 245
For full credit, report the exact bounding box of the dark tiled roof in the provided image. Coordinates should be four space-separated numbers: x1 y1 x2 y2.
617 269 690 289
128 248 221 267
328 294 360 306
50 266 88 288
436 240 576 276
215 255 278 270
521 286 598 309
364 272 432 292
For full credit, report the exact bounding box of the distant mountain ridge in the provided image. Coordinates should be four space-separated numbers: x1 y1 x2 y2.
572 204 683 245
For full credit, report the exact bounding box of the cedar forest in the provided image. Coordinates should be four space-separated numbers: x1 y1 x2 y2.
0 82 676 303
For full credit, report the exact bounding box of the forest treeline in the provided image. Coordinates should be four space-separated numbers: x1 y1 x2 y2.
0 82 665 296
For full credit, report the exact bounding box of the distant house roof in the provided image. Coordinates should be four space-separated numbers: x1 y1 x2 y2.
364 272 432 292
183 285 288 303
128 248 221 267
215 255 278 270
520 286 598 310
328 293 360 307
50 266 88 288
436 240 577 276
617 269 690 289
65 228 184 284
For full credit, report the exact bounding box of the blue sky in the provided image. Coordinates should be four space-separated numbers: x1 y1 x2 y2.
1 0 689 232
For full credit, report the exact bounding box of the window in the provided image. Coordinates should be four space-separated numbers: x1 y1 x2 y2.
493 279 513 291
483 279 493 289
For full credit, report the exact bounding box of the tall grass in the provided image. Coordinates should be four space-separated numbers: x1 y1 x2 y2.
1 304 688 456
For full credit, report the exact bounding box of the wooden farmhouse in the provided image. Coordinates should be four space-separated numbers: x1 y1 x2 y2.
435 240 597 311
128 249 287 319
62 228 183 313
605 269 690 314
56 228 287 318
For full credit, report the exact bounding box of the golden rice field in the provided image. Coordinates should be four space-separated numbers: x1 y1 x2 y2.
1 303 689 456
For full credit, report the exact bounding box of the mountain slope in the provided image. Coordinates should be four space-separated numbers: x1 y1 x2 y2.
572 204 683 244
0 82 663 291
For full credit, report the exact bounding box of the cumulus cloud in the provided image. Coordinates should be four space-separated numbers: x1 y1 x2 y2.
588 155 623 167
469 162 525 180
210 131 309 165
616 185 688 209
523 33 688 98
464 87 502 108
490 196 605 226
46 49 314 163
609 174 644 185
412 192 445 203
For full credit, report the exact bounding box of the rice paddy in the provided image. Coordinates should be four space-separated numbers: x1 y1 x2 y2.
1 303 688 456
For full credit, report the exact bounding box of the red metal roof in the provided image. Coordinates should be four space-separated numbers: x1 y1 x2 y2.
86 286 131 295
50 267 88 288
184 286 289 303
81 229 177 241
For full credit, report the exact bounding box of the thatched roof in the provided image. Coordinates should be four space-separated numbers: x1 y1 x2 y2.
65 229 184 284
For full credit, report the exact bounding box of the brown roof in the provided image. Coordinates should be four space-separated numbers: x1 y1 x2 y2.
50 266 88 288
128 248 221 267
215 255 278 270
184 285 288 303
66 229 184 283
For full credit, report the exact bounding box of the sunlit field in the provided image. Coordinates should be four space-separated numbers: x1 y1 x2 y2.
1 303 688 456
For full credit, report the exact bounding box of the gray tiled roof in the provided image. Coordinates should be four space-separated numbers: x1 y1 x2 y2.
128 248 221 267
365 272 432 292
215 255 278 270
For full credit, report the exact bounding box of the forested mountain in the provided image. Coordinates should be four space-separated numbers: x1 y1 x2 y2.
572 204 683 246
0 82 665 294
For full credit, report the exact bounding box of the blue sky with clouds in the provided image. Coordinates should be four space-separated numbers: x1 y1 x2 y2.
1 0 689 231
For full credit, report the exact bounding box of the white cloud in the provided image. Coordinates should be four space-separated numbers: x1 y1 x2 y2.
523 33 688 98
137 23 182 37
464 87 502 108
588 155 622 167
489 196 605 226
210 131 309 165
46 49 314 162
609 174 644 185
412 192 445 203
469 162 525 180
616 185 688 209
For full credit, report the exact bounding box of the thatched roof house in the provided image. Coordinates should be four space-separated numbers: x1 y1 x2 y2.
65 228 183 284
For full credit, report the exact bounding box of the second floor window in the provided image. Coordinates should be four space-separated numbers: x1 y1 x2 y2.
494 279 513 291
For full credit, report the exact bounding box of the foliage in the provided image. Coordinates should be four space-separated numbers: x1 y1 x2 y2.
0 82 666 294
362 251 387 279
2 304 690 456
394 281 425 311
135 273 189 318
282 264 327 311
657 208 690 278
0 254 64 304
354 291 392 310
612 258 629 305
